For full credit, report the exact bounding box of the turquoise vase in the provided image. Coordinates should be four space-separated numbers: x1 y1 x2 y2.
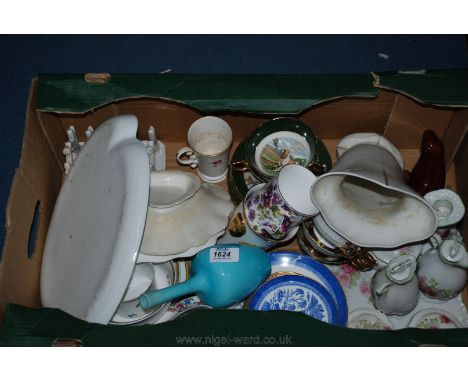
140 244 271 309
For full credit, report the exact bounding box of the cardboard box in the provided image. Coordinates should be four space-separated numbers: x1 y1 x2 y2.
0 72 467 346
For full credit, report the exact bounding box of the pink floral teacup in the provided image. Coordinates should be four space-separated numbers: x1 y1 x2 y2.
244 164 319 241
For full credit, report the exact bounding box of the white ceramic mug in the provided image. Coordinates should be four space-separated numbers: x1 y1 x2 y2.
176 116 232 183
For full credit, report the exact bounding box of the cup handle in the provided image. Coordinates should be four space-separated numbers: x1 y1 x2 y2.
176 147 199 169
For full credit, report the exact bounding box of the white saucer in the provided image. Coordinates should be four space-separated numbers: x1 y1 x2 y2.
424 189 465 227
348 308 394 330
407 308 462 329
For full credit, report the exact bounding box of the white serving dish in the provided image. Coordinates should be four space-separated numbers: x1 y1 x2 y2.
140 172 233 257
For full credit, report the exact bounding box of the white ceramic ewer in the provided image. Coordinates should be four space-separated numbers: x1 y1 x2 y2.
311 143 437 248
371 255 419 316
417 235 468 300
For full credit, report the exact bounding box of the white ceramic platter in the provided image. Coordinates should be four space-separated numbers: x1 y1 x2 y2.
40 115 149 325
137 231 222 263
327 263 468 330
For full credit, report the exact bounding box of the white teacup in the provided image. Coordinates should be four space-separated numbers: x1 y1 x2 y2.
176 116 232 183
122 263 155 303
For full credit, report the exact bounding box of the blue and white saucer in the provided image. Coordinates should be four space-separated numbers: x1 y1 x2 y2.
269 251 348 326
247 274 338 325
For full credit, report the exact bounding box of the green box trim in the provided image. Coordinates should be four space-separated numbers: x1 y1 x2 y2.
36 73 378 114
374 69 468 107
36 71 468 115
1 304 467 347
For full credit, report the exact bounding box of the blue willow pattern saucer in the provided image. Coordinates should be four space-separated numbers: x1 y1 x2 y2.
269 251 348 326
247 274 338 324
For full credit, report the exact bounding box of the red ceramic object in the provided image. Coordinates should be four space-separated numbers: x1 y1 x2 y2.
409 130 446 195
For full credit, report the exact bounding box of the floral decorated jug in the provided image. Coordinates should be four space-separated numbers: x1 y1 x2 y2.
417 235 468 300
371 255 419 316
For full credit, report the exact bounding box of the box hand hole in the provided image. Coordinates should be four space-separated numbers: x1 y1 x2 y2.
27 201 41 259
84 73 111 84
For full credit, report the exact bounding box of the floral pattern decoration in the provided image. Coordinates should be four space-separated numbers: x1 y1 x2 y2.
245 177 303 241
262 287 326 321
353 319 392 330
332 264 372 303
416 314 454 329
418 275 455 299
167 297 201 313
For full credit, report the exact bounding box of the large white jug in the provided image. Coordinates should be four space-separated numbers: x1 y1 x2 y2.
311 143 437 248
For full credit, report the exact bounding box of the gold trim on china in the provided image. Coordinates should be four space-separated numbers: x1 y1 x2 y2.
227 211 247 237
299 224 377 271
184 260 191 280
297 227 346 265
230 160 250 172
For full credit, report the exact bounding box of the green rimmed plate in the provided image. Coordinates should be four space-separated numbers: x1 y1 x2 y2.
228 132 332 204
245 118 319 181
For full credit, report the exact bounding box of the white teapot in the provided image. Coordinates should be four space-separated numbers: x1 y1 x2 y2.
371 255 419 316
417 235 468 300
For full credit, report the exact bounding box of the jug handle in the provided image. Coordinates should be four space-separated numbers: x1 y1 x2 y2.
430 233 443 248
375 280 393 296
140 276 205 309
